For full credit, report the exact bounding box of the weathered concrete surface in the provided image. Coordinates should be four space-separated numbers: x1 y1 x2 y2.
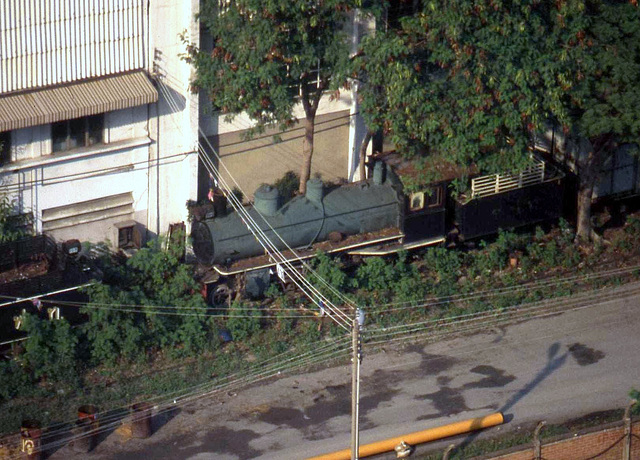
50 283 640 459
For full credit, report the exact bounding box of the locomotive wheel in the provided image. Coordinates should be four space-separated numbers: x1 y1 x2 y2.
209 284 231 306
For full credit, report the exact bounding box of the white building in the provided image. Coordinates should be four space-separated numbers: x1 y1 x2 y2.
0 0 199 249
0 0 369 250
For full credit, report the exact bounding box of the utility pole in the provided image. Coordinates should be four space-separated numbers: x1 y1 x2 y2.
351 309 364 460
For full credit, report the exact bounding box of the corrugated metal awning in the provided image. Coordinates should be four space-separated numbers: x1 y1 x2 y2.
0 71 157 132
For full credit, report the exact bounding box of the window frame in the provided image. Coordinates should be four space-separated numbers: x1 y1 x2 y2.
0 131 11 165
51 114 104 153
408 186 443 212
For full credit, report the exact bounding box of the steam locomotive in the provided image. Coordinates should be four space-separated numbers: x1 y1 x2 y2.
191 153 565 299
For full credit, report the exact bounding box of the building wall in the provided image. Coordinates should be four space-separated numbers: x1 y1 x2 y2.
146 0 199 236
206 110 351 201
0 106 152 244
0 0 200 247
0 0 147 93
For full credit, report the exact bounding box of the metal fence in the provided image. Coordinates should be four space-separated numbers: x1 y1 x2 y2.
0 235 57 273
471 159 546 198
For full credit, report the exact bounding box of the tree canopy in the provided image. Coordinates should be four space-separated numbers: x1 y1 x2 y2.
188 0 364 194
354 0 640 239
355 0 551 178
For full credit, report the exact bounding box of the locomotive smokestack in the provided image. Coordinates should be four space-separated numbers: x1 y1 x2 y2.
254 184 280 216
373 161 386 185
305 178 324 205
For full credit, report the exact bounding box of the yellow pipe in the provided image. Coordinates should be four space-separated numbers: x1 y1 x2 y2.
307 412 504 460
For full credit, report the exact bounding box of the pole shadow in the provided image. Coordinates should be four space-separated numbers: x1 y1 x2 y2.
457 341 568 450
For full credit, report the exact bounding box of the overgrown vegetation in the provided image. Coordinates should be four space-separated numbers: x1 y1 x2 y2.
2 212 640 437
0 193 32 243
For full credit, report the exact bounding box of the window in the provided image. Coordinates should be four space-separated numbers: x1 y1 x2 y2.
408 186 443 212
115 220 141 250
409 192 425 211
0 131 10 165
52 114 103 153
425 186 443 208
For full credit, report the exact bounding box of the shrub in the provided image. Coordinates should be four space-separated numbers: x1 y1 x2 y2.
630 388 640 415
307 252 349 303
0 360 33 401
226 302 262 341
21 314 79 386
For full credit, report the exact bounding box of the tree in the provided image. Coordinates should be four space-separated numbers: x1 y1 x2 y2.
355 0 640 241
354 1 549 187
188 0 363 195
540 1 640 241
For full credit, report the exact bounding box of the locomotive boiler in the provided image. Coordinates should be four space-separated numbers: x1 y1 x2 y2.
191 162 404 267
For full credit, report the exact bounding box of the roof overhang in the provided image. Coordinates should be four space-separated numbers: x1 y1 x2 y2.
0 70 158 132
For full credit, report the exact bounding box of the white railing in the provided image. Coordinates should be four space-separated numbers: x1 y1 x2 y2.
471 159 546 198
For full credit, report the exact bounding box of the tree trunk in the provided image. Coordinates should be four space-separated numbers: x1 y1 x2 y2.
575 180 595 242
574 136 611 242
299 116 315 195
358 130 373 181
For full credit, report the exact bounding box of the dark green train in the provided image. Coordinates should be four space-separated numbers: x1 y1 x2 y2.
191 156 564 298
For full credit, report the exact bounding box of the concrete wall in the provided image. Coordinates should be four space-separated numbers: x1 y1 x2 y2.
146 0 199 236
0 106 152 245
0 1 200 248
206 110 351 201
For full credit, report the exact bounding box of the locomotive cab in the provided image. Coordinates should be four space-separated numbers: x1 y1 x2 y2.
403 185 447 242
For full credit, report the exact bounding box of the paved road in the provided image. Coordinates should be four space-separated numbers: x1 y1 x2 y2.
54 283 640 459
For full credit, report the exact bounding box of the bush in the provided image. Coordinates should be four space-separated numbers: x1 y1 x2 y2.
82 236 210 362
307 252 349 303
423 247 461 295
21 314 79 386
226 302 262 341
274 171 300 203
630 388 640 415
0 360 33 401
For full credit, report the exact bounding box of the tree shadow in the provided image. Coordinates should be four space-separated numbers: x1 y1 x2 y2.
457 342 568 450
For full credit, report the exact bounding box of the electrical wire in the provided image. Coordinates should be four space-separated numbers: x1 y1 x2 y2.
14 334 350 444
8 337 352 457
155 79 356 328
155 72 359 311
367 264 640 313
363 281 640 344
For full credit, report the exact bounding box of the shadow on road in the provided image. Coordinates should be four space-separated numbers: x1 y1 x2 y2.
457 341 568 450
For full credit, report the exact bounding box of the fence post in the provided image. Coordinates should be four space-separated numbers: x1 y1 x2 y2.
623 399 637 460
534 421 546 460
442 444 455 460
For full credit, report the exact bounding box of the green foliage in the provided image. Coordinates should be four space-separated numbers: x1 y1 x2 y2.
187 0 375 190
0 360 33 401
82 235 210 364
274 171 300 203
631 389 640 415
21 314 79 386
355 0 545 174
226 302 262 341
307 252 349 302
0 194 31 243
353 251 425 303
468 230 525 276
422 247 461 296
625 215 640 236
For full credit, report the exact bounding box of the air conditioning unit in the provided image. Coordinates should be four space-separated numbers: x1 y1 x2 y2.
114 220 142 250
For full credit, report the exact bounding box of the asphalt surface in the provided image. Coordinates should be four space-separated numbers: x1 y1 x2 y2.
49 282 640 460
